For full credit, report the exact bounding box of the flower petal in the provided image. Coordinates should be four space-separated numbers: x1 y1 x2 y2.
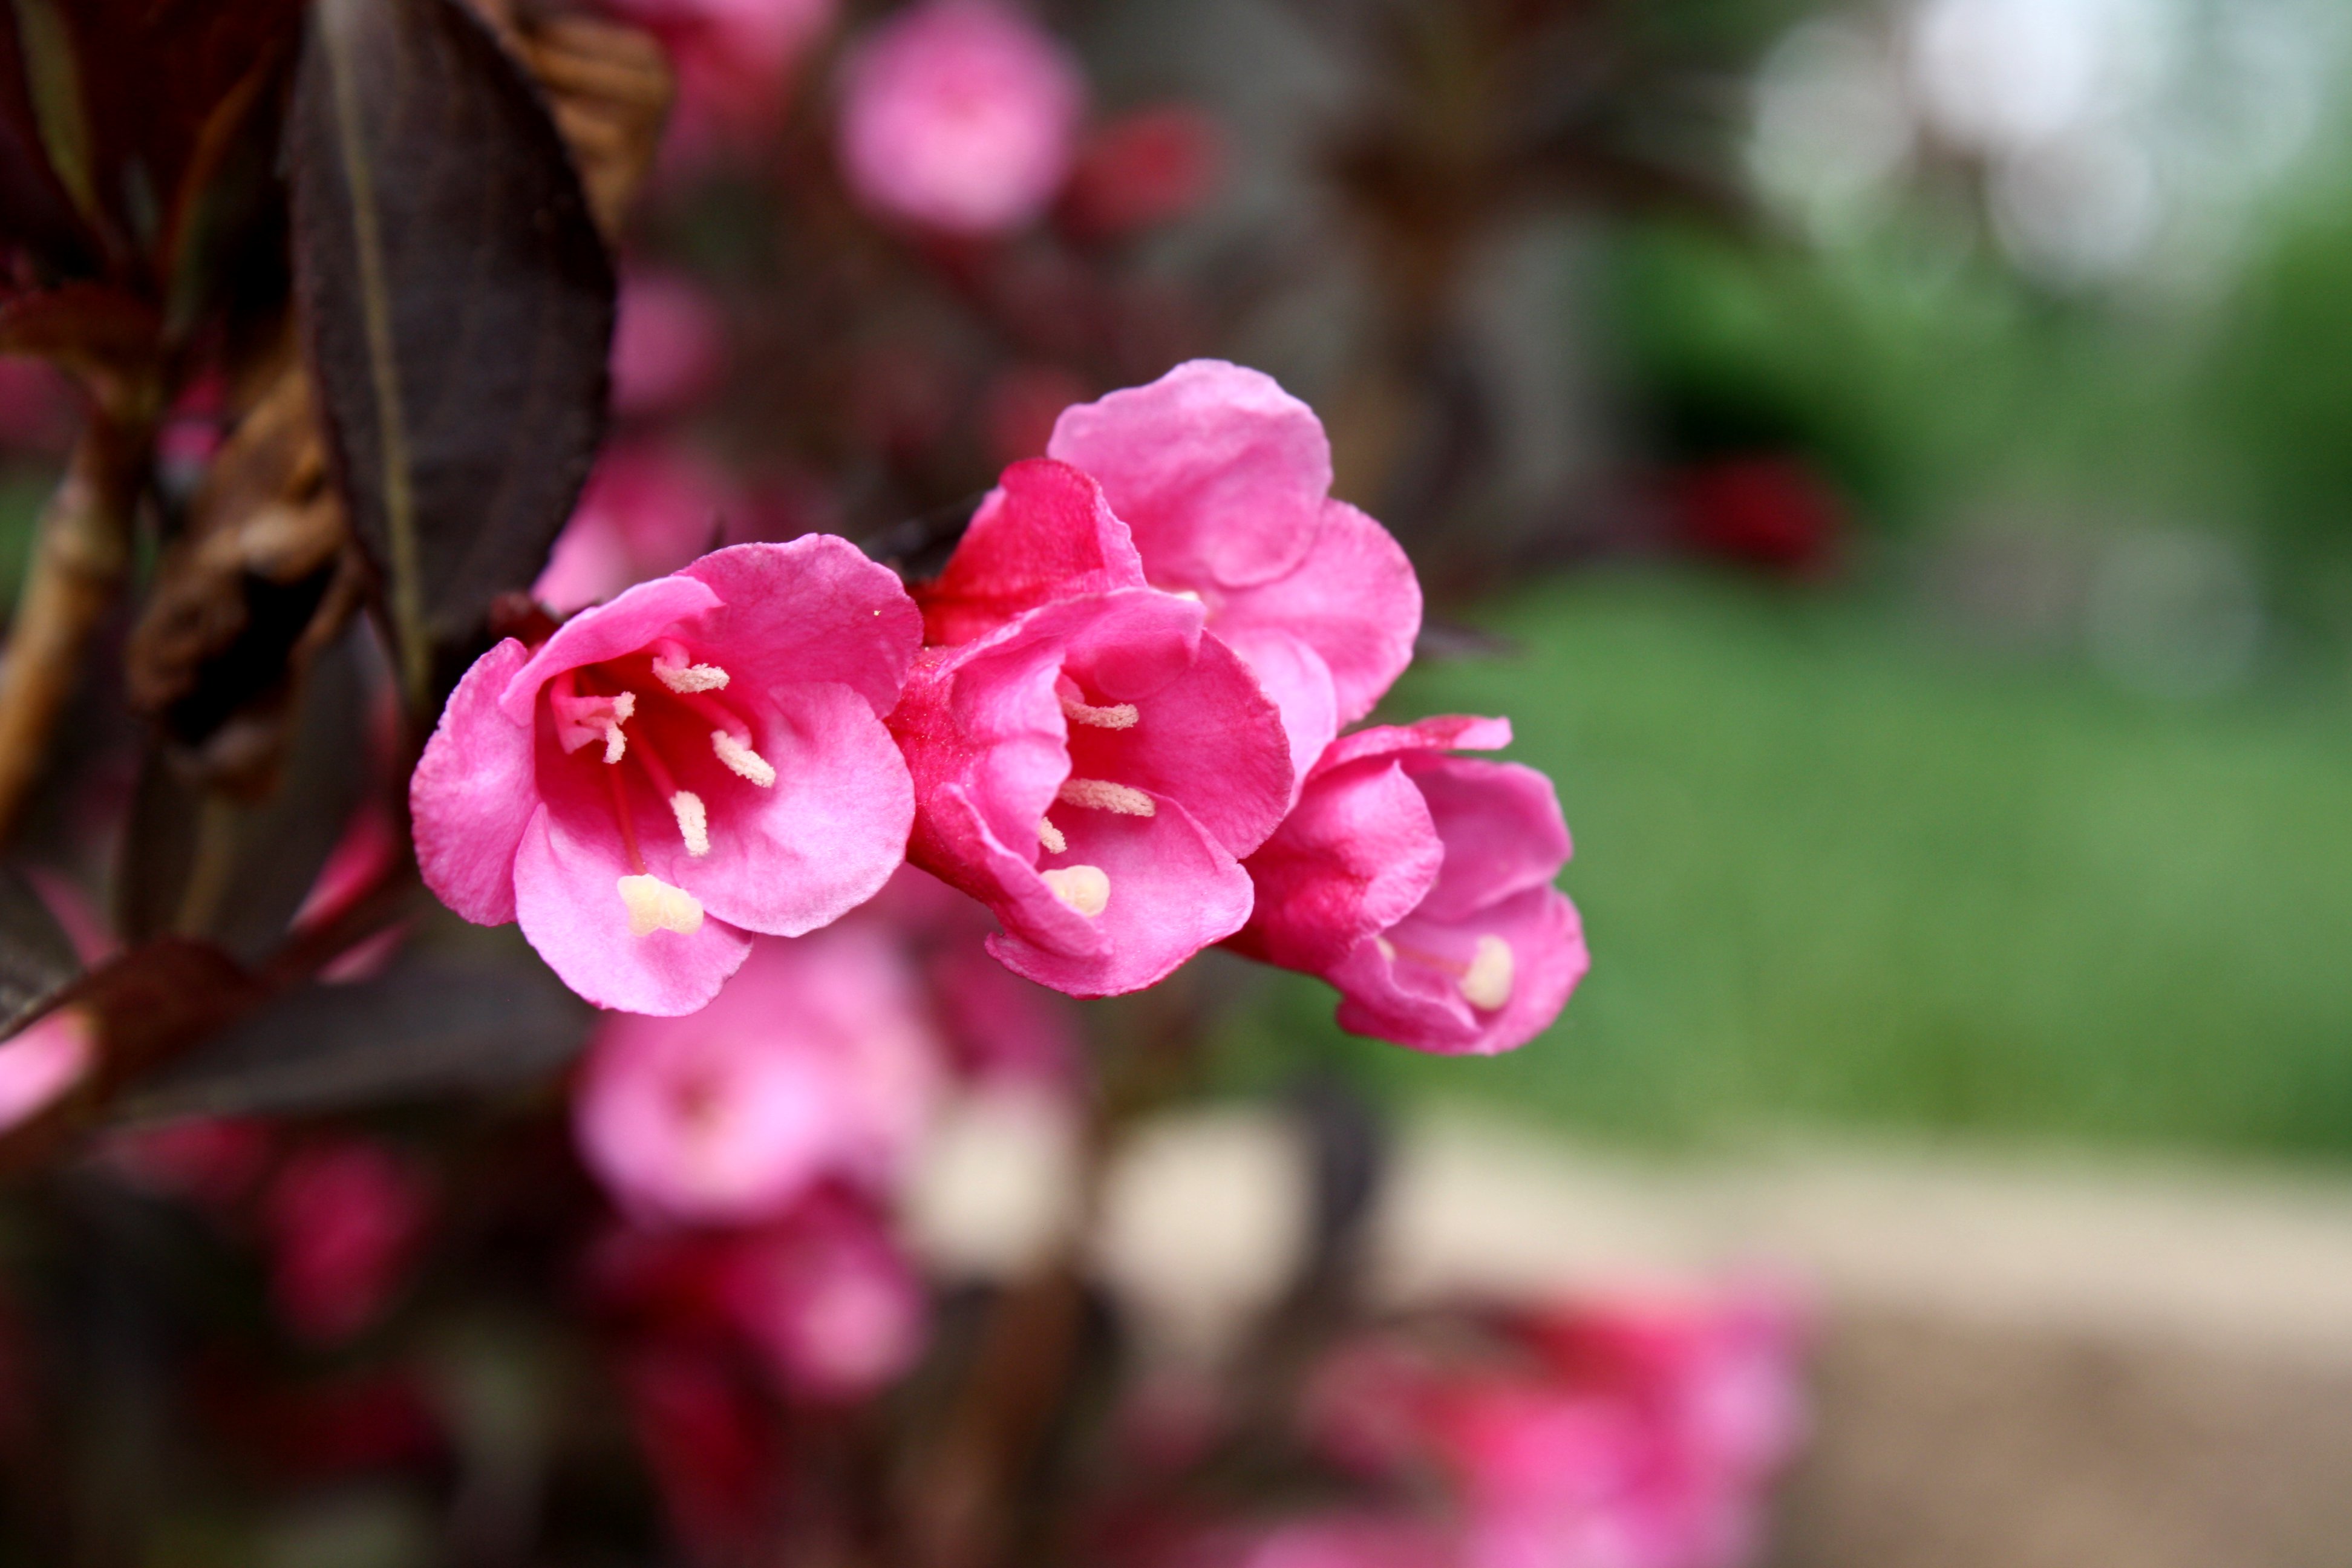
679 537 923 718
916 458 1146 644
1406 756 1572 924
1215 498 1421 726
501 574 725 722
1333 885 1586 1054
1232 755 1443 973
1047 359 1331 588
411 638 537 924
514 806 753 1015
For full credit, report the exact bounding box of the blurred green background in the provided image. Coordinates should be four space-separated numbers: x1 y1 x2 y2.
1218 0 2352 1158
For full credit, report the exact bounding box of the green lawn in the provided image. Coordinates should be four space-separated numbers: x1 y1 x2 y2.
1215 571 2352 1158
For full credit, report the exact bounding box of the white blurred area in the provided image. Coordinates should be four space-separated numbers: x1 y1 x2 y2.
1749 0 2345 286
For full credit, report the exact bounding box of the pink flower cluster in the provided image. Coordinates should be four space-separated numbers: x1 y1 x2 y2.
413 359 1585 1050
1221 1285 1809 1568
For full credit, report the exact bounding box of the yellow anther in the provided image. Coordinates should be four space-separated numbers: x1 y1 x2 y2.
618 874 704 937
1057 779 1154 817
1040 864 1110 918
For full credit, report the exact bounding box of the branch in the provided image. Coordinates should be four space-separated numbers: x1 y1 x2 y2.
0 403 152 844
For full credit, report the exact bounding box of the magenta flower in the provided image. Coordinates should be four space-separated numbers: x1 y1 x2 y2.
261 1139 433 1345
610 0 837 162
573 926 943 1224
837 0 1085 237
890 466 1292 995
1232 716 1585 1054
709 1194 929 1402
413 538 921 1016
611 270 727 419
1047 361 1422 781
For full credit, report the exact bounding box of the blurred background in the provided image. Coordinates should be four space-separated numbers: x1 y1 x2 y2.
7 0 2352 1561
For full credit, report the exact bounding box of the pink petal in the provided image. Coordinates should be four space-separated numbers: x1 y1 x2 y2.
1215 498 1421 726
513 806 753 1015
916 459 1145 645
918 782 1108 962
1233 756 1443 974
1314 713 1512 778
1047 359 1333 589
411 638 538 924
1063 623 1292 857
988 794 1253 996
1214 624 1338 789
1405 756 1572 926
662 682 914 936
501 575 725 722
678 537 923 718
1332 885 1586 1055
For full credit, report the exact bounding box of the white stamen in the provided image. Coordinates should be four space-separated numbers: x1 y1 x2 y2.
1376 936 1397 963
555 684 635 756
1459 935 1515 1011
710 730 776 788
656 657 730 693
1057 778 1155 817
618 874 704 937
1040 864 1109 918
670 790 710 857
1060 693 1138 730
1037 816 1067 854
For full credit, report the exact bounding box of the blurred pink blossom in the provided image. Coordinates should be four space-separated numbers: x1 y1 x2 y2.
101 1117 274 1207
612 270 727 419
261 1140 434 1344
613 1337 783 1560
573 925 944 1225
711 1193 927 1401
1233 716 1585 1056
1060 105 1223 240
837 0 1086 236
0 1008 91 1132
535 444 738 615
869 864 1083 1085
416 539 921 1016
609 0 837 162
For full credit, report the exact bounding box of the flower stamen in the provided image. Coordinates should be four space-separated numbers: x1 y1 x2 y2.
1060 693 1138 730
710 730 777 788
1037 815 1067 854
1040 864 1109 917
618 874 704 936
670 790 711 858
1057 778 1154 816
652 639 731 694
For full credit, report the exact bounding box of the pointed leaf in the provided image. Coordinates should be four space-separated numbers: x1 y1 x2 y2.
288 0 613 707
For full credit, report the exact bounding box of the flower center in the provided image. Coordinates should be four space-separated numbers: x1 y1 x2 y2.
1376 933 1516 1011
1034 672 1154 918
550 640 780 939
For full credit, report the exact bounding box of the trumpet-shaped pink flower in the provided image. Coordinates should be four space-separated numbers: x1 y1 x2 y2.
1232 716 1584 1054
837 0 1085 237
413 538 921 1016
1047 361 1422 781
891 466 1292 995
574 926 942 1225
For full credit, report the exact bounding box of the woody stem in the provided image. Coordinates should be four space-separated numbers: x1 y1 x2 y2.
0 396 155 846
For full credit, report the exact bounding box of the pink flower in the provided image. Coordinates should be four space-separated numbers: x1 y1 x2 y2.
0 1008 91 1131
573 925 942 1225
413 538 921 1016
612 270 727 419
1232 716 1584 1054
611 1338 782 1558
1034 361 1421 782
534 444 739 615
870 864 1083 1085
889 463 1292 996
710 1194 928 1402
837 0 1085 237
260 1140 433 1344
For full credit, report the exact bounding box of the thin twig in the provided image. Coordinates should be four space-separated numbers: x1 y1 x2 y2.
0 403 152 846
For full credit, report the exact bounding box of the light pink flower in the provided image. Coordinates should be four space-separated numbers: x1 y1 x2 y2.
573 925 942 1224
837 0 1085 237
413 538 921 1016
0 1008 91 1132
1047 361 1422 782
534 444 738 615
611 270 727 419
261 1139 433 1345
1232 716 1584 1055
889 465 1292 996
